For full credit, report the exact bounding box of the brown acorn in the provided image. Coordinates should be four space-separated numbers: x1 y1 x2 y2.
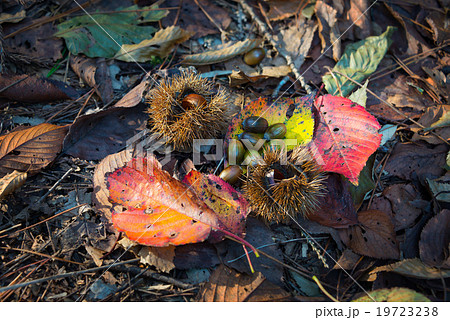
243 146 326 223
146 71 229 151
219 165 242 185
244 48 266 66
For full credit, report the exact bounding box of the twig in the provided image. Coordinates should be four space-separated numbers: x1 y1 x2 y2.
331 70 449 145
0 76 29 94
37 168 74 203
0 247 83 266
239 0 312 93
0 258 140 293
0 203 87 239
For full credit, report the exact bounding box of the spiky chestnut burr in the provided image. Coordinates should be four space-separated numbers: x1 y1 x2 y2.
146 71 229 152
243 146 326 223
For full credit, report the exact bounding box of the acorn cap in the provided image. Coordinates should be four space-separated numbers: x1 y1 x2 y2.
147 71 229 152
244 146 326 223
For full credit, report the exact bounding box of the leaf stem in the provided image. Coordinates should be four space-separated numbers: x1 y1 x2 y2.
312 275 339 302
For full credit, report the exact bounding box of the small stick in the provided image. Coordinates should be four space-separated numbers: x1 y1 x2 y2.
0 76 29 94
312 275 339 302
37 168 74 203
0 258 140 293
0 247 83 266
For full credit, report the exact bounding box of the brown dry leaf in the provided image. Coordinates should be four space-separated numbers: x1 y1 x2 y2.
3 17 63 62
345 0 371 40
0 8 26 24
333 249 361 270
340 210 400 260
0 123 69 176
70 56 113 104
138 246 176 273
426 11 450 46
62 104 147 160
0 170 27 200
383 184 423 231
181 39 262 66
411 105 450 145
315 0 341 61
367 75 431 122
274 17 317 70
92 149 133 223
196 264 292 302
85 245 104 267
0 74 79 103
384 142 447 182
266 0 304 21
419 209 450 269
161 0 231 38
427 172 450 204
115 26 193 62
369 258 450 280
114 75 153 108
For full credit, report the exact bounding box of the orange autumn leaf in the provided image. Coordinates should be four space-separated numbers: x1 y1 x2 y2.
107 156 250 248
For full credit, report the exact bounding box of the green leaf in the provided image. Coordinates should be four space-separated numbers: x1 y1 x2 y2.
352 288 430 302
55 5 168 58
348 80 368 107
323 26 396 97
347 153 375 209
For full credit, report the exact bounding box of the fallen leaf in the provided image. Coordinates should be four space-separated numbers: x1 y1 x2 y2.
93 149 133 223
173 242 220 270
161 0 231 38
309 94 382 185
107 156 248 246
274 17 317 70
62 104 147 160
196 264 292 302
369 258 450 279
224 94 315 158
348 79 368 107
323 26 395 96
419 210 450 268
352 287 430 302
3 17 63 62
340 210 400 259
333 249 361 270
315 0 341 61
383 184 422 231
0 170 27 200
411 105 450 145
347 153 375 209
427 172 450 204
70 56 113 104
0 123 69 176
138 246 176 273
0 74 79 102
55 4 168 58
266 0 304 21
114 75 153 108
367 75 430 122
0 7 26 24
384 142 447 182
115 26 193 62
181 39 262 66
344 0 372 40
307 174 358 228
182 169 249 237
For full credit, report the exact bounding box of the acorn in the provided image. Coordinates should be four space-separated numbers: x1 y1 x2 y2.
242 116 268 133
264 123 287 140
242 149 264 166
238 132 265 146
219 165 242 185
146 71 229 151
227 140 245 165
244 146 326 223
244 47 266 66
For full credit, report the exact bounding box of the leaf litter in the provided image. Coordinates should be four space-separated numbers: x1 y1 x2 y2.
0 0 449 303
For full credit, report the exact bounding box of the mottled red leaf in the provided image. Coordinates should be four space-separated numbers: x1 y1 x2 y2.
182 169 249 235
309 94 382 185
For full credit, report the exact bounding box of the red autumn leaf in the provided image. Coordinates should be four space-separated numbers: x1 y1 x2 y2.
107 156 250 248
309 94 382 185
182 169 249 236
